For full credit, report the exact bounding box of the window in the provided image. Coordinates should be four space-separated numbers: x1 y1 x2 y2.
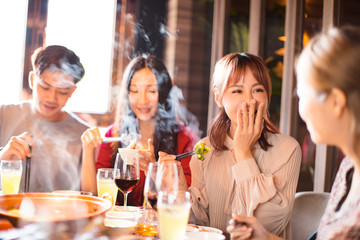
46 0 117 113
0 1 28 104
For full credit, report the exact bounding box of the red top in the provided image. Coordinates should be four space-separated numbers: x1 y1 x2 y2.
96 124 199 206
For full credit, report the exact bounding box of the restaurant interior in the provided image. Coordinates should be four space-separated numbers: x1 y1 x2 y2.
0 0 360 239
16 0 360 193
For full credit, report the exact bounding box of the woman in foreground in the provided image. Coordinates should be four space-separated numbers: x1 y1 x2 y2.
228 26 360 240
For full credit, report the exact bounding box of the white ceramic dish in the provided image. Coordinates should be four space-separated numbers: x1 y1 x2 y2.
185 231 225 240
193 225 223 234
186 225 200 232
106 206 139 221
118 148 139 164
52 190 93 196
103 218 137 235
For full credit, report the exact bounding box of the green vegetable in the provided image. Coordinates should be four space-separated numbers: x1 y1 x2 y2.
193 141 210 161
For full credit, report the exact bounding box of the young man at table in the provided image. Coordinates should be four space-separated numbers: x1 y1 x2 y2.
0 45 90 193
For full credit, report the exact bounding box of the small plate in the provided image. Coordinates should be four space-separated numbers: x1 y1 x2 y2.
106 206 139 221
113 206 140 212
186 225 200 232
52 190 93 196
185 232 225 240
103 219 137 235
197 226 223 234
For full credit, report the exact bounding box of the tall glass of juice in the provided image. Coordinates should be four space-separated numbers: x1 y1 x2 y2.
1 160 22 194
97 168 119 208
157 191 191 240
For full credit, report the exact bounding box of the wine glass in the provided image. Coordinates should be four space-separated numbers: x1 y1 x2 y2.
144 162 159 210
114 149 140 207
155 160 180 193
157 191 191 240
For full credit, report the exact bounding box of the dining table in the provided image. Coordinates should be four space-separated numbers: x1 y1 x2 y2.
0 192 228 240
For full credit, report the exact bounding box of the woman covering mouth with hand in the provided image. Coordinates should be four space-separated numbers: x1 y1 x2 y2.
186 52 301 237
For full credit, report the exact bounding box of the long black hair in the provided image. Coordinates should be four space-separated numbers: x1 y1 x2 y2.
112 54 181 162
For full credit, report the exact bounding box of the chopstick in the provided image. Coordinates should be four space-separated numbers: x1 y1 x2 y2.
104 137 196 160
175 151 195 160
102 137 123 143
24 146 32 192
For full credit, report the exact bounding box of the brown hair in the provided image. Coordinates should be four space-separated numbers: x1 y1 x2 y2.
209 52 279 152
296 26 360 153
31 45 85 84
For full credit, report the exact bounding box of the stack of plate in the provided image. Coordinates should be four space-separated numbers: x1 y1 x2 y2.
103 206 139 236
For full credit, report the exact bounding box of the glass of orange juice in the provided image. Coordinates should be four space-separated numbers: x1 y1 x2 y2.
97 168 119 208
1 160 22 194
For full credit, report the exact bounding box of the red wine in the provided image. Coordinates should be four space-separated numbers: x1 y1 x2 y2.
146 194 158 210
115 177 139 193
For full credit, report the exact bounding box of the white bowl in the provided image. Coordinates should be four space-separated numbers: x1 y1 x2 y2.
118 148 139 164
185 231 225 240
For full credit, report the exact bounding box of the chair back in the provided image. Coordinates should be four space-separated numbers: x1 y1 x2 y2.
291 191 330 240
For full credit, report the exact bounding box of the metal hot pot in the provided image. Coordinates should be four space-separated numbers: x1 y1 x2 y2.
0 192 112 238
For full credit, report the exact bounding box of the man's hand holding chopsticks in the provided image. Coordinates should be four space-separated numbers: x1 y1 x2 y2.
0 132 33 161
81 127 103 151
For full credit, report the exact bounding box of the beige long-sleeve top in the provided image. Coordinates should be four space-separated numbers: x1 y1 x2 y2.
189 133 301 238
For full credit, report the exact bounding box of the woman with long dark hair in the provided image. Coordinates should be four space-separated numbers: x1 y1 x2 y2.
81 54 199 206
